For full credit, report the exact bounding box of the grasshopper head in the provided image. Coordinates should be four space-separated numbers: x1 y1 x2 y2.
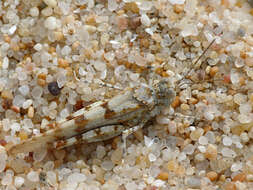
133 79 175 110
153 80 176 107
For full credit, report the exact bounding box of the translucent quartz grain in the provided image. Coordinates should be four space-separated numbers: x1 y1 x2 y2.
193 41 200 47
185 177 201 188
78 67 87 76
33 43 42 51
60 108 69 118
28 106 34 118
96 145 106 159
43 161 55 171
138 1 153 11
3 57 9 69
41 52 52 64
1 173 12 186
102 181 121 190
67 173 86 184
190 128 204 141
75 160 86 169
205 144 217 160
58 168 71 181
2 119 10 132
221 147 237 158
23 99 33 109
152 180 165 187
61 45 71 56
27 171 39 182
161 148 173 161
198 136 208 145
238 114 252 124
29 7 39 17
46 171 57 186
17 72 27 81
231 162 243 172
44 16 57 30
104 52 115 62
13 95 25 107
125 182 138 190
178 152 187 161
223 136 233 146
205 131 216 144
23 119 33 130
240 132 249 143
156 115 170 125
18 85 30 96
1 43 10 52
141 14 151 27
8 25 17 35
93 61 106 72
10 123 20 133
183 144 195 155
148 153 157 162
203 110 214 121
31 86 43 99
169 0 185 4
239 103 252 114
144 136 154 147
101 160 114 171
195 153 205 161
168 121 177 134
41 7 53 17
108 0 118 11
43 0 57 7
232 135 243 149
230 71 240 85
234 93 247 105
9 158 29 174
14 177 24 188
111 148 123 164
58 1 71 15
198 146 206 153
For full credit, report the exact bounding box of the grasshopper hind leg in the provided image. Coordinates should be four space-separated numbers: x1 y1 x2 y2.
121 123 146 157
54 123 146 157
54 125 126 150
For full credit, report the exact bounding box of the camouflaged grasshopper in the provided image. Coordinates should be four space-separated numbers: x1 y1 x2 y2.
7 39 216 155
8 80 175 155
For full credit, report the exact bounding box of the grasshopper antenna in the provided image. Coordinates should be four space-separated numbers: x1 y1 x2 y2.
170 39 217 122
178 38 216 88
193 38 216 67
73 70 123 90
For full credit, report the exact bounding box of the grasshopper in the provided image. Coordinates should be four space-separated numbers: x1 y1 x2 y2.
8 80 175 154
7 39 216 155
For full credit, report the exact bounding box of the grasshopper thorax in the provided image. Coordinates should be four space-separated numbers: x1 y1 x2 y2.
133 79 175 111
